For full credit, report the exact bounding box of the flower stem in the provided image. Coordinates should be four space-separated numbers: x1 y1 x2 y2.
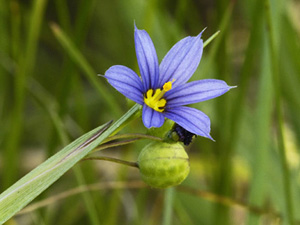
89 134 163 154
102 133 163 144
162 187 175 225
82 156 139 168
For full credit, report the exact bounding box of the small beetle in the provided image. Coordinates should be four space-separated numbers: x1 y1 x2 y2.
172 124 196 146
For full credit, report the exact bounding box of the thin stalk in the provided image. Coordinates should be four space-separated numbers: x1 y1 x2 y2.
162 187 175 225
90 138 139 154
81 156 139 168
88 134 163 157
264 0 295 224
101 133 163 144
17 181 146 216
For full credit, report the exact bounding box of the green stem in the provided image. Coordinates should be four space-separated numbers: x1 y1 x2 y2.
88 133 163 155
91 138 139 154
82 156 139 168
162 187 175 225
264 0 294 224
17 180 146 216
102 133 163 144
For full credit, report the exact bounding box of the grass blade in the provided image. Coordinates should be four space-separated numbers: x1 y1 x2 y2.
0 104 140 224
264 0 295 224
3 0 48 189
50 23 122 117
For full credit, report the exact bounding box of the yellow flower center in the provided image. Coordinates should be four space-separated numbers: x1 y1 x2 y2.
144 81 174 112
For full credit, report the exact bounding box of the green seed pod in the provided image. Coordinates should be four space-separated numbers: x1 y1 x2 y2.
137 141 190 188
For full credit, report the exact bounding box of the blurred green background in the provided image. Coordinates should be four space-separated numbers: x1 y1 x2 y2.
1 0 300 224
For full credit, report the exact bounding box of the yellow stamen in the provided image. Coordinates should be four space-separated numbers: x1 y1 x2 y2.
144 80 174 112
163 81 173 91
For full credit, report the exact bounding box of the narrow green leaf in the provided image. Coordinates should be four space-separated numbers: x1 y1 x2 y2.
0 122 111 224
0 104 141 224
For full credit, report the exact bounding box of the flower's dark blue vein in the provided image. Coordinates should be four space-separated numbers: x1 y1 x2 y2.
160 37 193 86
135 36 149 89
107 76 143 93
161 36 202 87
166 89 229 106
135 31 158 89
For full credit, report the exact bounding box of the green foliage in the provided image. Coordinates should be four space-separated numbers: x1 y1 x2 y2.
0 104 139 224
1 0 300 224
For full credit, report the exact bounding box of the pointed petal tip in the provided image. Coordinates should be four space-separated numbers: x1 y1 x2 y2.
104 65 144 104
134 22 138 30
200 27 207 35
97 74 105 77
207 134 215 142
196 27 207 38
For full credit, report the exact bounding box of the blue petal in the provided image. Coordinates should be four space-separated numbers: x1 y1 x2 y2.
134 25 159 90
105 65 144 104
142 104 164 128
164 106 213 140
158 31 204 88
165 79 234 107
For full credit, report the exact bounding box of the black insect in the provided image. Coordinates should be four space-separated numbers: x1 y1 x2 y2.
173 124 196 146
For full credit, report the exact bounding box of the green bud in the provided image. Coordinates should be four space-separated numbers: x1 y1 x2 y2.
137 141 190 188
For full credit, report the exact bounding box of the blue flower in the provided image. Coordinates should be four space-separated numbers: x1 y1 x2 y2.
104 25 235 140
